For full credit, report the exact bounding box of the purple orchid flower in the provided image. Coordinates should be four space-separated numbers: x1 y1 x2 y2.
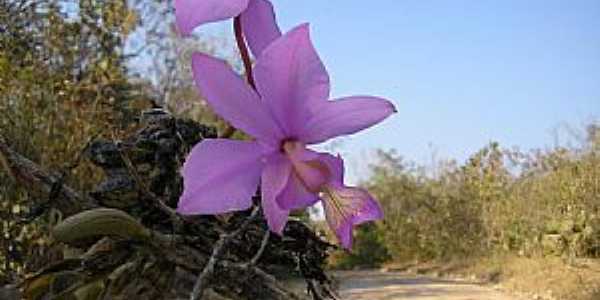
176 24 395 248
175 0 281 57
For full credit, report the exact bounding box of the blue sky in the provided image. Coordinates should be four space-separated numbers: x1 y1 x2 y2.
203 0 600 182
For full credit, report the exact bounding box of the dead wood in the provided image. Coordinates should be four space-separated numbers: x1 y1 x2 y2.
2 111 337 300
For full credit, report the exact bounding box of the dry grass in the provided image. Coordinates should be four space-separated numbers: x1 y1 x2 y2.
383 255 600 300
487 256 600 300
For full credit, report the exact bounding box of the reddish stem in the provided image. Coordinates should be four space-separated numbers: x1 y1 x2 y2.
233 16 256 89
221 16 255 138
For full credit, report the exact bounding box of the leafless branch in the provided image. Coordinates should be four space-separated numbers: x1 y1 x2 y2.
220 261 305 300
249 231 270 266
190 206 260 300
0 133 96 216
118 149 182 226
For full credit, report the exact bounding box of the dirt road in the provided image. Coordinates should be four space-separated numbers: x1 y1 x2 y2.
337 271 518 300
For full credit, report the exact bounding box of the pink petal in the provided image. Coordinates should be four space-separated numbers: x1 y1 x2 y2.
192 52 284 145
318 153 383 249
240 0 282 57
322 186 384 249
261 154 292 234
276 143 321 210
283 141 320 162
175 0 250 36
177 139 265 215
298 96 396 145
253 24 330 135
277 172 319 210
317 153 344 184
261 196 290 235
283 143 328 193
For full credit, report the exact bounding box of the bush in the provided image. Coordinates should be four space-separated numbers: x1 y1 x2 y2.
329 223 390 269
337 125 599 267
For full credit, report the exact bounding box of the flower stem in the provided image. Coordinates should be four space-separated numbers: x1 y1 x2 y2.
221 16 255 138
233 16 255 89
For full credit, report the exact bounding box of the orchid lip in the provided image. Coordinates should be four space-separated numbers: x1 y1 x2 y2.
320 186 351 222
281 140 329 193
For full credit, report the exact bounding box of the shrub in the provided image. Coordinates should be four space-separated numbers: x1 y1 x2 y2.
338 125 599 267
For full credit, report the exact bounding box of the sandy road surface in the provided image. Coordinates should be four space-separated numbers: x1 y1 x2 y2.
337 271 518 300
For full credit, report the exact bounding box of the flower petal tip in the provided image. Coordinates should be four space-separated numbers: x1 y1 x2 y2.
174 0 250 37
284 23 312 42
381 98 397 115
389 102 398 114
270 226 286 236
265 216 287 236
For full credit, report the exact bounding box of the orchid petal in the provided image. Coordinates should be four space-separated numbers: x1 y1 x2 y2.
175 0 250 36
318 152 344 183
298 96 396 145
283 141 320 162
261 154 292 234
277 143 322 210
283 142 328 193
240 0 282 57
318 154 383 249
254 23 330 135
322 186 383 249
177 139 264 215
277 172 319 210
191 53 284 144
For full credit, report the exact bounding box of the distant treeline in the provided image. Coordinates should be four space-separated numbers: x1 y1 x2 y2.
333 129 599 268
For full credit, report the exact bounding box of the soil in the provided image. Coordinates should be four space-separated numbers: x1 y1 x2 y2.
337 271 519 300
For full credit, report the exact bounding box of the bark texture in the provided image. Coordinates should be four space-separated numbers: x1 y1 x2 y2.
0 111 337 300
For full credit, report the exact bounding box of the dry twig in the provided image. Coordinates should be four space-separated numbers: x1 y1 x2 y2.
190 207 260 300
0 133 96 216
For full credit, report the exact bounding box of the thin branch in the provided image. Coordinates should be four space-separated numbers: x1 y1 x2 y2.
117 149 181 227
189 235 225 300
247 266 303 300
190 206 260 300
41 133 97 215
0 133 95 216
249 231 270 266
220 261 305 300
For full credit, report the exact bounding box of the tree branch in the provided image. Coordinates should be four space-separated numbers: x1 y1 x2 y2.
0 133 95 216
118 150 181 226
249 231 270 266
190 206 260 300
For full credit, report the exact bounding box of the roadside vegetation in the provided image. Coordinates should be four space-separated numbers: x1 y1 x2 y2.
330 125 600 299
